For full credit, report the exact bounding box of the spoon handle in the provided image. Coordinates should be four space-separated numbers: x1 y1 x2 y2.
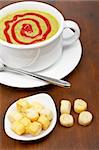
5 66 71 88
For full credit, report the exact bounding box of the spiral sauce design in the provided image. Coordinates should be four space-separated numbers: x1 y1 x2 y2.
4 12 52 45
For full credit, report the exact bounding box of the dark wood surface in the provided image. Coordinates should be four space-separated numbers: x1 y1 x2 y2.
0 0 99 150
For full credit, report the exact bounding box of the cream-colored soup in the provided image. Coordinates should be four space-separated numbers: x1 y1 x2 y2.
0 10 59 45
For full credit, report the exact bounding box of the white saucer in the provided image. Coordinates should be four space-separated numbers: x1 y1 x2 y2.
4 93 57 141
0 30 82 88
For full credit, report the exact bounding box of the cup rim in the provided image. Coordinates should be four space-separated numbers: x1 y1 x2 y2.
0 1 64 49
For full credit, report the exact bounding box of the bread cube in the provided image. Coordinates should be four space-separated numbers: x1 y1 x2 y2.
25 108 39 121
16 98 31 112
60 100 71 114
39 108 53 121
11 121 25 135
38 115 50 130
28 121 42 136
78 111 93 126
8 110 24 123
74 99 87 113
60 114 74 127
19 117 31 127
31 101 44 113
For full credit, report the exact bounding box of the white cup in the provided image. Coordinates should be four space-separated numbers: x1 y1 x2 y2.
0 1 80 72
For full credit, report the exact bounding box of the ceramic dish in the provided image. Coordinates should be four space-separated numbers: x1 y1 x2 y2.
4 93 57 141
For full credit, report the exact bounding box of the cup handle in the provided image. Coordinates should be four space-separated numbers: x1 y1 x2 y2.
63 20 80 46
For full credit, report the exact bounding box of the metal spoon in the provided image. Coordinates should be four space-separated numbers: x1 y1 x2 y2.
0 60 71 88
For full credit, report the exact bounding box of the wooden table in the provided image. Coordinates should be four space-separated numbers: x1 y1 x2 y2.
0 0 99 150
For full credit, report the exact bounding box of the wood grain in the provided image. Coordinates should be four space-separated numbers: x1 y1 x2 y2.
0 0 99 150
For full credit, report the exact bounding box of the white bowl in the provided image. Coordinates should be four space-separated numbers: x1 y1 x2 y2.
4 93 57 141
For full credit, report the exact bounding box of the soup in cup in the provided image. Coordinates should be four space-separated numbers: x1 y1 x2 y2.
0 1 80 72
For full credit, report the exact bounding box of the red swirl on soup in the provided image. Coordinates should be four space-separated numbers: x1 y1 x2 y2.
0 10 59 45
